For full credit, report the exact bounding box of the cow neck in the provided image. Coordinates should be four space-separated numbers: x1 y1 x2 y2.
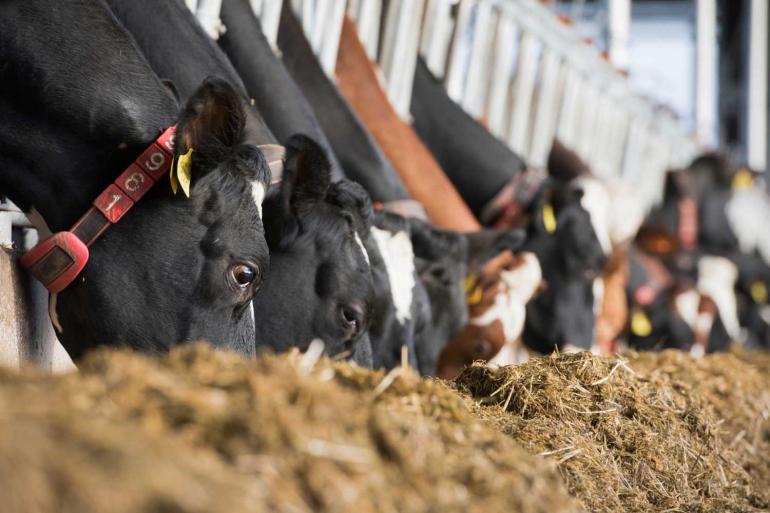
20 127 177 293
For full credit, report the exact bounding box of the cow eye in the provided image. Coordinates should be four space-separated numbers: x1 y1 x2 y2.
229 264 259 288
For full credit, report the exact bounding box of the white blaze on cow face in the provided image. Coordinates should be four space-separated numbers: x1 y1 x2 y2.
251 181 266 219
574 176 612 255
354 232 370 266
370 227 415 325
697 255 741 341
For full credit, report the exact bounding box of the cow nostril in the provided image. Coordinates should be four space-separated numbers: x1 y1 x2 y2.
339 304 364 338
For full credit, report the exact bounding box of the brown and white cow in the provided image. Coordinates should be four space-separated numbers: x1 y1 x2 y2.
436 250 541 379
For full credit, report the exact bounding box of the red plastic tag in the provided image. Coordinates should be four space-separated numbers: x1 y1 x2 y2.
20 232 89 293
116 165 154 202
94 184 134 223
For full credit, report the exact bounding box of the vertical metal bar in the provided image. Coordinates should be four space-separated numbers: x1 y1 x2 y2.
607 0 630 72
748 0 768 171
575 80 599 164
462 1 496 118
507 31 540 159
252 0 284 51
196 0 224 39
186 0 200 13
444 0 475 104
529 47 563 169
420 0 456 79
695 0 718 148
485 11 518 139
557 66 582 149
351 0 383 60
318 0 347 77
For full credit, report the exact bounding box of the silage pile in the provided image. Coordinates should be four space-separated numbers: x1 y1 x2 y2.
454 351 770 513
631 349 770 505
0 344 580 513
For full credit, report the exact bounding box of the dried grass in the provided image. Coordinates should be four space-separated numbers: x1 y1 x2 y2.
0 345 580 513
454 351 769 513
631 349 770 506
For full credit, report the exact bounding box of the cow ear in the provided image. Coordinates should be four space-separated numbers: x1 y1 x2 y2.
281 134 331 210
327 180 373 233
407 218 468 262
465 229 526 271
174 77 246 171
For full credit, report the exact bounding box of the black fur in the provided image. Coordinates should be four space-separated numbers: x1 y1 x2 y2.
0 0 270 359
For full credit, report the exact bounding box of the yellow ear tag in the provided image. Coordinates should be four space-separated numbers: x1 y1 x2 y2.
464 274 478 293
542 203 557 234
751 281 768 304
468 286 483 306
631 308 652 337
177 148 193 197
733 168 753 190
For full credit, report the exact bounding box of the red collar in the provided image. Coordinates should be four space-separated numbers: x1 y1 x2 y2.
21 127 176 293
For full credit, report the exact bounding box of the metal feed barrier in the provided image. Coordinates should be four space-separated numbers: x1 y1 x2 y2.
185 0 700 210
345 0 699 210
0 199 72 371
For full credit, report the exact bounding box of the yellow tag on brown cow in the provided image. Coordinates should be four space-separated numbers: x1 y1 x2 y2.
543 203 557 234
630 308 652 337
464 274 478 293
468 286 483 306
751 281 768 304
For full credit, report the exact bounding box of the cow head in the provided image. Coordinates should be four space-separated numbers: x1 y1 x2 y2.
56 78 270 358
522 181 608 353
254 135 375 365
436 251 541 379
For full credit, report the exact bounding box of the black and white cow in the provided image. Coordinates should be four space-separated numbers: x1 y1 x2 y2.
365 211 428 370
103 0 277 147
106 0 383 364
520 163 610 354
0 0 270 359
254 135 376 365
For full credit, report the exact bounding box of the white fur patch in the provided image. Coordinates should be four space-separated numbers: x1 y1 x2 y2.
488 341 531 366
251 181 265 219
471 252 542 346
574 176 612 255
726 186 770 266
697 255 740 341
674 289 701 329
49 292 63 334
371 227 415 325
354 232 370 266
